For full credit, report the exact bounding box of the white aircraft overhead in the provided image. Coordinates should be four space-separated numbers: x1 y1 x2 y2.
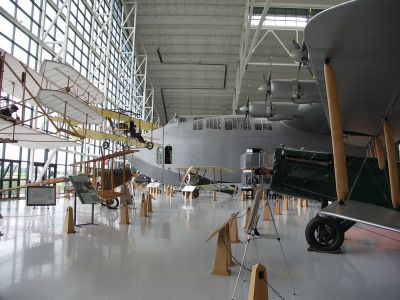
131 115 361 185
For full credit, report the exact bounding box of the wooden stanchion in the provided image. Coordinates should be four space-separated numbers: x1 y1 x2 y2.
302 199 309 207
207 212 239 276
244 207 251 229
63 206 76 234
297 198 302 208
274 199 281 215
229 213 240 243
189 191 193 202
139 193 148 217
283 196 289 210
212 191 217 202
247 263 269 300
120 204 130 224
263 200 270 221
147 193 153 213
241 191 245 201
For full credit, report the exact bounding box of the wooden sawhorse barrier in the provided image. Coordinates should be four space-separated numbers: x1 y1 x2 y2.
206 211 239 276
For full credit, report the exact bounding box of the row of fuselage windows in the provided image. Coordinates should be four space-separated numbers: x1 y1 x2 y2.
191 118 273 131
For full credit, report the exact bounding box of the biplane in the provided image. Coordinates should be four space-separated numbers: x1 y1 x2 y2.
0 50 81 148
51 107 159 150
0 49 159 151
270 0 400 252
0 149 137 209
177 166 238 198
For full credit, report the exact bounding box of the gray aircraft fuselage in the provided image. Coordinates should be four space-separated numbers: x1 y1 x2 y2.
130 115 346 184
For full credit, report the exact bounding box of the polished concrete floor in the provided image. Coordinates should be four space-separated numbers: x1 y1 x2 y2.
0 190 399 300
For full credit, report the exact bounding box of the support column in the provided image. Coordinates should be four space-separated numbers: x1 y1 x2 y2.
324 59 348 204
384 120 400 208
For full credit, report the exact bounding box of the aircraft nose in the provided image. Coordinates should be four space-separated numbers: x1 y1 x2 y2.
258 84 268 91
239 105 248 113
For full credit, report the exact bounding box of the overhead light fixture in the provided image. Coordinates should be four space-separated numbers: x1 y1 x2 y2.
157 48 164 63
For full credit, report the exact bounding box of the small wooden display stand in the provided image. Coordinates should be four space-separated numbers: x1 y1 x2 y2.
120 204 130 224
63 206 76 234
247 263 269 300
207 211 239 276
263 201 270 221
274 199 281 215
283 195 289 210
241 191 246 201
139 193 148 217
146 192 153 214
182 185 196 201
212 191 217 202
297 198 302 208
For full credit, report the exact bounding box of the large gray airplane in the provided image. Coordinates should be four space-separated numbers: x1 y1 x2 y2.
131 112 363 185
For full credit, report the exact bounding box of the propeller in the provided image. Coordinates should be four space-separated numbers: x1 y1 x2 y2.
244 95 250 121
263 61 273 118
290 39 314 101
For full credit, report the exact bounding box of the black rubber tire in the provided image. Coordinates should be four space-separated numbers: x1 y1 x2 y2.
145 141 154 150
102 141 110 149
192 189 200 199
105 198 119 209
305 216 344 252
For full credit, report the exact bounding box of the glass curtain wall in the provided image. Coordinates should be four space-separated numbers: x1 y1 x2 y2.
0 0 140 197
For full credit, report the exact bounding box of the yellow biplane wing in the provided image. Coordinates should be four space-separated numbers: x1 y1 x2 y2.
91 107 160 131
51 117 158 147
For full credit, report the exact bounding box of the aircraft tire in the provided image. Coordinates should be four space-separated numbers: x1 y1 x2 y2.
103 141 110 149
305 216 344 252
145 142 154 150
105 198 119 209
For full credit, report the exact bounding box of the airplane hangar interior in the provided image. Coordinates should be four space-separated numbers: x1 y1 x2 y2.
0 0 399 299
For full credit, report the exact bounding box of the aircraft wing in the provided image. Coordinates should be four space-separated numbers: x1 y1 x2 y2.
305 0 400 145
0 177 69 193
0 119 79 149
50 119 157 147
90 107 161 131
176 166 234 175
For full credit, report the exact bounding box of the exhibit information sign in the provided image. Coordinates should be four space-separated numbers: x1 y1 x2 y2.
68 175 101 204
26 186 56 206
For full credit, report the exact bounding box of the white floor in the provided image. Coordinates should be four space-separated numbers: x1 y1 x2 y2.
0 190 399 300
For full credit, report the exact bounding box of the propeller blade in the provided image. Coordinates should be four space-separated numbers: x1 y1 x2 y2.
301 40 307 51
292 39 301 50
296 62 302 81
305 63 314 78
245 96 250 121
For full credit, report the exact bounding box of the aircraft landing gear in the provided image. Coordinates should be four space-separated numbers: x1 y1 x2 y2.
145 141 154 150
305 216 344 252
103 198 119 209
182 189 200 199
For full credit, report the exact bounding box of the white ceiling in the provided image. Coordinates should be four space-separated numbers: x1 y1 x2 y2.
132 0 347 124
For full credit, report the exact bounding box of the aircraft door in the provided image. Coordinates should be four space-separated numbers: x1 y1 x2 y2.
165 146 172 164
